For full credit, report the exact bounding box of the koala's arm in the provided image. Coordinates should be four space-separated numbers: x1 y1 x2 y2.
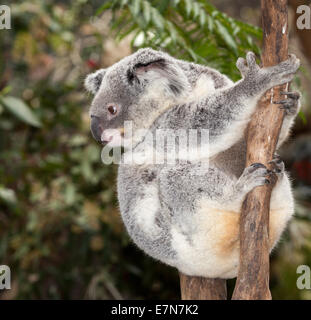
276 91 301 148
160 53 300 157
179 55 301 152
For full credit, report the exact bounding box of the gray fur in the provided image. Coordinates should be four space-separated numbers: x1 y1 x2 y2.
85 48 300 278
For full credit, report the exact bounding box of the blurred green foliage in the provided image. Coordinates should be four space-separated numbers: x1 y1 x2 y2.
0 0 310 299
0 0 179 299
101 0 262 81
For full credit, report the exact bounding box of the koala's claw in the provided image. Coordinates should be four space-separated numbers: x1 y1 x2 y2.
236 52 259 77
251 162 265 168
246 52 257 68
269 54 300 84
268 157 285 175
280 91 300 100
237 162 272 193
273 91 300 116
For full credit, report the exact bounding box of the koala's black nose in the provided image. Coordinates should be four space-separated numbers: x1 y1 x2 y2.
90 115 103 143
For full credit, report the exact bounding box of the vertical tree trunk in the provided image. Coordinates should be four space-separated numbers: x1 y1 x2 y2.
179 273 227 300
232 0 289 300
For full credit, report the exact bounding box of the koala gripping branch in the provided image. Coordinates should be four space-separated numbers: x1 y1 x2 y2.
179 0 290 300
232 0 289 300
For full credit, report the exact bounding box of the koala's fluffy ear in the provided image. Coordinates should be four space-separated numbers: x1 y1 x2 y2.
84 69 106 94
128 59 190 96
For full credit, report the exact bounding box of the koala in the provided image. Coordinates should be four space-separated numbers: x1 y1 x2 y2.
85 48 300 279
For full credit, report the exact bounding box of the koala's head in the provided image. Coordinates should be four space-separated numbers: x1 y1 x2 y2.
85 48 190 148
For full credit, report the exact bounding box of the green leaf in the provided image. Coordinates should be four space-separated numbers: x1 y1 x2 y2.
166 22 178 43
96 1 115 15
0 186 17 205
199 9 206 27
233 25 241 36
0 96 42 127
157 0 170 13
207 15 214 31
132 0 141 16
120 0 129 9
0 86 11 96
142 1 151 24
116 23 137 41
215 20 238 55
151 8 164 30
235 20 262 38
193 2 200 18
184 0 192 16
64 183 77 206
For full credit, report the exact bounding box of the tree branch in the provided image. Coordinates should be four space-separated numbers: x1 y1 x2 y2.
232 0 289 300
179 273 227 300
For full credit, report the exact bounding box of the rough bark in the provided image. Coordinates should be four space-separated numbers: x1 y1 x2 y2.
232 0 289 300
179 273 227 300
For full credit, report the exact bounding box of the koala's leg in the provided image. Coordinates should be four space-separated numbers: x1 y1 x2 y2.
196 53 300 156
275 91 301 148
159 161 272 278
117 165 177 266
224 156 293 252
267 157 294 248
228 156 294 250
225 157 294 252
160 159 294 278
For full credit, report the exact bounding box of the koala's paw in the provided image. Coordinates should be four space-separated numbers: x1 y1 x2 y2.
237 53 300 93
236 163 272 194
265 54 300 88
268 156 285 178
273 91 300 116
236 52 260 78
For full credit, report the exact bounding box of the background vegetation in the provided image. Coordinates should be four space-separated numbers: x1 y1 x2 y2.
0 0 311 299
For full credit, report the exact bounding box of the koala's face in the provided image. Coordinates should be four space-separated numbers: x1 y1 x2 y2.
85 48 190 147
87 65 137 147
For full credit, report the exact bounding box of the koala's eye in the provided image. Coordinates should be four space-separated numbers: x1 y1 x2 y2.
107 105 118 115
